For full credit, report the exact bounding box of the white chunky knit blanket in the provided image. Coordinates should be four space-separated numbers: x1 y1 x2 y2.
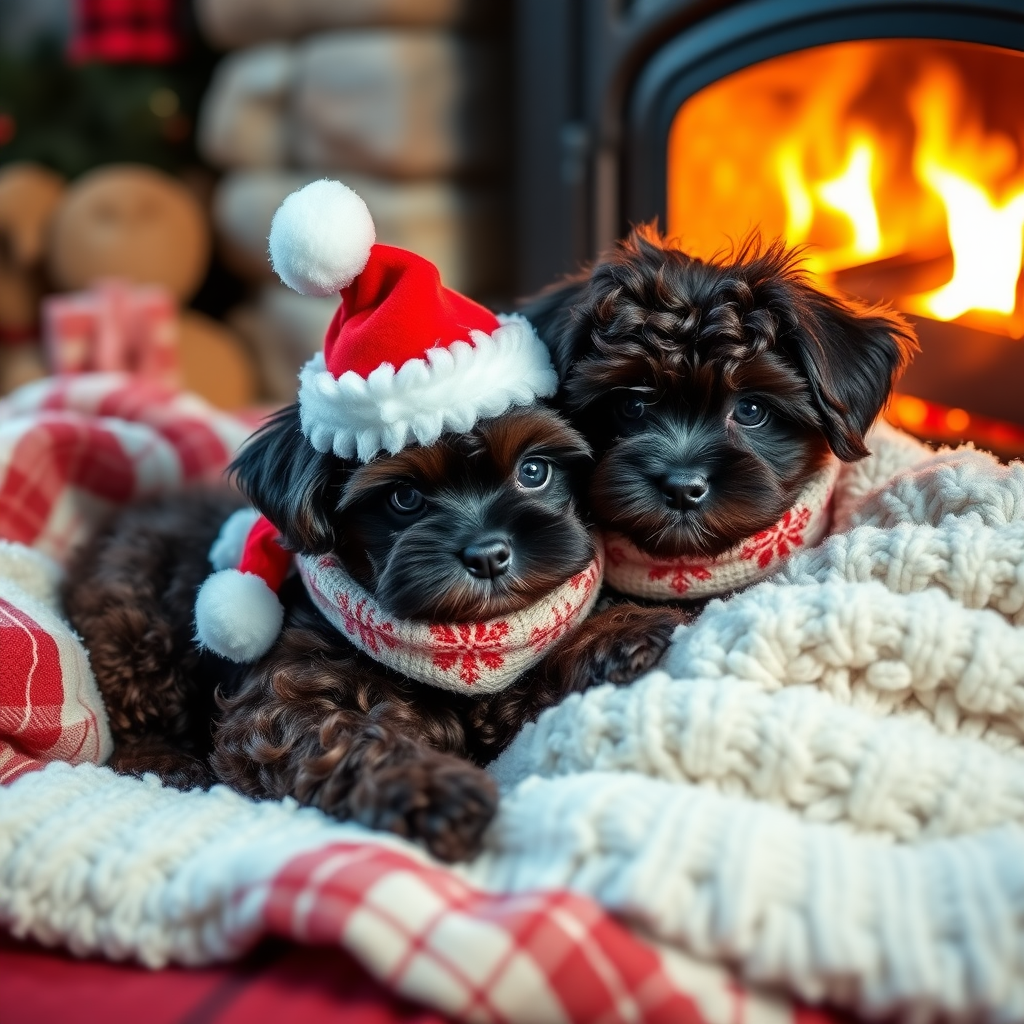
487 420 1024 1020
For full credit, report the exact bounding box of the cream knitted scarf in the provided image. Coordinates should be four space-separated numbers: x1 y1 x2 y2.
297 545 604 695
602 458 839 599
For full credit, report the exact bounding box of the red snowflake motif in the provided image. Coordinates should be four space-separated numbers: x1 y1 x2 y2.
740 506 812 569
567 562 600 596
647 561 714 595
605 544 627 568
430 621 510 685
529 563 599 651
337 593 398 654
529 601 575 652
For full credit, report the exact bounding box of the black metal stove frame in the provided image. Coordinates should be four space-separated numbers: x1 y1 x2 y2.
515 0 1024 296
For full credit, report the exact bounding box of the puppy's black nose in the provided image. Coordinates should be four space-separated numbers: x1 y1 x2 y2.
461 539 512 579
660 474 709 510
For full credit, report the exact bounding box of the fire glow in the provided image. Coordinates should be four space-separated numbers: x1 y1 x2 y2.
667 41 1024 337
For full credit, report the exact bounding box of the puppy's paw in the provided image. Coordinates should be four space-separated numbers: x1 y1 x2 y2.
348 755 499 862
583 605 695 688
602 631 674 685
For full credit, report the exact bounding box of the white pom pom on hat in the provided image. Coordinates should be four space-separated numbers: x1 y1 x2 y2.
194 568 284 663
194 514 292 663
268 179 376 297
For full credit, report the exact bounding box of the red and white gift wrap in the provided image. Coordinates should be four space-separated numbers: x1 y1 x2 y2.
42 279 180 385
602 459 840 599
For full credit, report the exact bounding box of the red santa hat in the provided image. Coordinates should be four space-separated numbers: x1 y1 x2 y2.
194 512 290 663
194 180 559 662
269 179 558 463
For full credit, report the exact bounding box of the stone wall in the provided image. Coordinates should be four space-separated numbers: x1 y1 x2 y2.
193 0 510 399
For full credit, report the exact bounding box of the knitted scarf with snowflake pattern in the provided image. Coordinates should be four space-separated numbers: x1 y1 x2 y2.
296 543 604 695
601 460 839 600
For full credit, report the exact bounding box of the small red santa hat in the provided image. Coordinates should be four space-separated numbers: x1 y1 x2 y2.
269 179 558 463
194 512 290 662
194 180 559 662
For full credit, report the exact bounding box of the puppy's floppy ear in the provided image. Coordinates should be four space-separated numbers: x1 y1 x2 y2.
777 284 918 461
517 276 590 382
228 404 347 554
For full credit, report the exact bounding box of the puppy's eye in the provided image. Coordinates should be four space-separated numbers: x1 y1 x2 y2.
617 394 647 421
516 457 550 489
389 485 425 514
733 397 769 427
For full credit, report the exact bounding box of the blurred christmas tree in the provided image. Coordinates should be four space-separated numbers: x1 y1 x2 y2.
0 0 217 178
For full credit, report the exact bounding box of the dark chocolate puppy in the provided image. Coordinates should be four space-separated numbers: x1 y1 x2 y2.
519 227 917 650
64 404 632 862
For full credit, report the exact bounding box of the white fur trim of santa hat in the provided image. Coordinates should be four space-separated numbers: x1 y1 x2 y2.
297 312 558 461
207 507 261 572
268 179 375 297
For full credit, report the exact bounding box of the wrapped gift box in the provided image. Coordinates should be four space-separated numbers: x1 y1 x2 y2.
42 280 180 385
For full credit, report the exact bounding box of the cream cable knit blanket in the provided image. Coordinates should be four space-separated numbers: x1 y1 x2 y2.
484 422 1024 1020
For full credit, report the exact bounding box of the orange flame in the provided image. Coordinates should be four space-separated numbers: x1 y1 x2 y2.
778 132 884 272
667 41 1024 336
903 63 1024 323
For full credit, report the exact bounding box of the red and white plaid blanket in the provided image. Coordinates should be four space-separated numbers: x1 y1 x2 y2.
0 374 835 1024
0 375 252 782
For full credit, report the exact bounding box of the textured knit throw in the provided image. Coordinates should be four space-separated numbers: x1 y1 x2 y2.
297 546 604 694
484 422 1024 1021
602 459 839 598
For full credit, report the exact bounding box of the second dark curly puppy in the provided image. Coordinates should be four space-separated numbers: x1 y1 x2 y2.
521 227 917 612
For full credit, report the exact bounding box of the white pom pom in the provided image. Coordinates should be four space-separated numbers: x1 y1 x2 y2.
194 569 284 663
268 179 375 297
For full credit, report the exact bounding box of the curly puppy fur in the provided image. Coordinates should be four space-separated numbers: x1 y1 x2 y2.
520 228 917 561
64 404 688 861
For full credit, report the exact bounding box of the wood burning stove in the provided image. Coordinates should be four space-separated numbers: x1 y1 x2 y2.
516 0 1024 454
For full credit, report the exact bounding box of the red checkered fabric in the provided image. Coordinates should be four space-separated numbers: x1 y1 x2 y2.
0 374 251 561
0 374 249 781
69 0 183 64
0 590 106 784
255 842 841 1024
261 844 705 1024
